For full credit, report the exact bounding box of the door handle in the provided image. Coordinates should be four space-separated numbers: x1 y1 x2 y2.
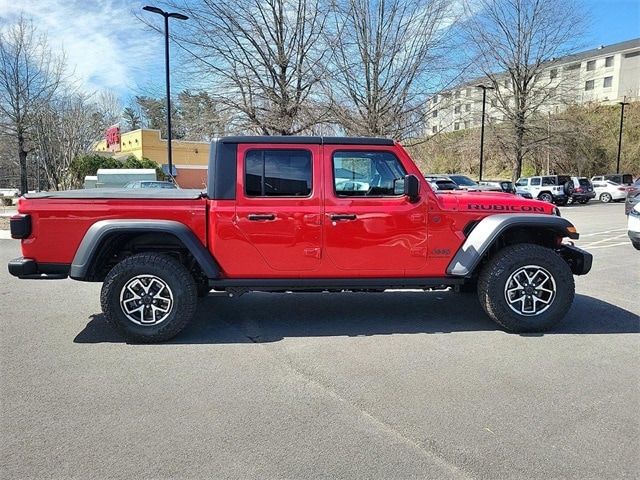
330 214 357 221
247 214 276 221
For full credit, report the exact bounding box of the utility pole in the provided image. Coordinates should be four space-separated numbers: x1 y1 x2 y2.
547 111 551 176
616 97 629 174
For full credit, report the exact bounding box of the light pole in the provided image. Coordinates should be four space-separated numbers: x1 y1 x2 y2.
143 5 188 182
476 84 494 181
616 97 629 174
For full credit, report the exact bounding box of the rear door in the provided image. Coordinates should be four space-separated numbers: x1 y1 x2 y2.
322 145 428 274
234 143 322 273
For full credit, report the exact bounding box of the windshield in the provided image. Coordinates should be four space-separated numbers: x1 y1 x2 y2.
449 175 477 187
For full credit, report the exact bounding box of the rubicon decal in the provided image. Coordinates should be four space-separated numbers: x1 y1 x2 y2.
466 204 546 212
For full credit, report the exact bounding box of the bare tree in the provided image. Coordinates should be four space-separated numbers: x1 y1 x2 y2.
162 0 330 135
464 0 584 181
0 16 65 194
32 94 104 190
328 0 458 139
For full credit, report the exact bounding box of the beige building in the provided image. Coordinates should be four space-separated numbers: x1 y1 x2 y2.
94 128 209 188
426 38 640 135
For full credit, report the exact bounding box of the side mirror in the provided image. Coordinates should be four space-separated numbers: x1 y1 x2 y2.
403 174 420 202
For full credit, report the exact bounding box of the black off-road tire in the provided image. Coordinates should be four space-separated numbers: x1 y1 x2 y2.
101 253 197 343
477 243 574 333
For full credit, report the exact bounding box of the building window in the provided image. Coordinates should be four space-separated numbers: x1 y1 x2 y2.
550 68 558 79
584 80 594 91
455 90 461 98
454 105 461 114
624 51 640 58
603 76 613 88
432 126 438 134
245 149 312 197
565 63 580 71
432 110 438 118
504 79 510 88
586 60 596 71
433 95 438 104
454 122 460 131
465 103 471 112
605 56 614 67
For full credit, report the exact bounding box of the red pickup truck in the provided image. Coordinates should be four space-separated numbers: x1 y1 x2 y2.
9 136 591 342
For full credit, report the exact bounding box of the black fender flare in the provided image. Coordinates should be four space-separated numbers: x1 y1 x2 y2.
446 214 579 277
69 220 221 280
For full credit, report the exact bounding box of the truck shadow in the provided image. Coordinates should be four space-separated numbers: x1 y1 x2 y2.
74 292 639 344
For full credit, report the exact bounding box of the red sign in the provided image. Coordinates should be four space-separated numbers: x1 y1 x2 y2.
106 125 121 152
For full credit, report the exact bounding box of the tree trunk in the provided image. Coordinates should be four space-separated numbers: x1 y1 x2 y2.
18 135 28 195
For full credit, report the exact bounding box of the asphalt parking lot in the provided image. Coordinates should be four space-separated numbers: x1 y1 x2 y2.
1 201 638 479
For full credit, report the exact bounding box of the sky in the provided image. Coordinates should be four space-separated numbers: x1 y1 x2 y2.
0 0 639 103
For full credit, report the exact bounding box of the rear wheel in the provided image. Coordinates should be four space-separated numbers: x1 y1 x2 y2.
538 192 553 203
101 253 197 343
477 243 574 333
600 192 612 203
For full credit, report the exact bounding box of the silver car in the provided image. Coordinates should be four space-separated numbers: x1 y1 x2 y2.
592 180 628 203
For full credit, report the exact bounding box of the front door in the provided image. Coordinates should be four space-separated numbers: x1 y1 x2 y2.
234 144 322 274
323 146 428 275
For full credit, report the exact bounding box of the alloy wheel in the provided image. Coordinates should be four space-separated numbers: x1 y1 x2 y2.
119 274 174 325
504 265 556 316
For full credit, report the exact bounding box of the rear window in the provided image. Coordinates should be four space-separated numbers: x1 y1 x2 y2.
245 149 312 197
578 178 591 187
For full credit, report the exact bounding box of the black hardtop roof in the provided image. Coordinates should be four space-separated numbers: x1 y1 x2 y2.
216 136 394 146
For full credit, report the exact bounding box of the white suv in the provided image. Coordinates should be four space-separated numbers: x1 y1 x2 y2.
515 176 569 205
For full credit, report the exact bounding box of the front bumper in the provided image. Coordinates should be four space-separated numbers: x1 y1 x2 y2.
558 245 592 275
8 257 69 279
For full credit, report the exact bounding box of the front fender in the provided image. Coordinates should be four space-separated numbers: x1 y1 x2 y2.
446 214 579 277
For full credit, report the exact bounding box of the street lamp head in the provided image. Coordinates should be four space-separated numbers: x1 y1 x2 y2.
168 12 189 20
476 84 495 90
143 5 165 15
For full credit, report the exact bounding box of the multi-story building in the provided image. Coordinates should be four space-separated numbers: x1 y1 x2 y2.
426 38 640 135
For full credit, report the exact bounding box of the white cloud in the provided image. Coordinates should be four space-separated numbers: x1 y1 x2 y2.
0 0 163 98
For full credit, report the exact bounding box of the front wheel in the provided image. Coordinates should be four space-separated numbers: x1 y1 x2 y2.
101 253 197 342
477 243 574 333
600 192 612 203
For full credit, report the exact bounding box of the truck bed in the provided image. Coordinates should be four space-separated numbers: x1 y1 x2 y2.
24 188 205 200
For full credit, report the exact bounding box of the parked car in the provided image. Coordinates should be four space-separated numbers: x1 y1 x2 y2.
8 135 591 342
565 177 596 205
592 180 628 203
625 179 640 215
479 180 533 199
426 177 460 191
591 174 634 186
627 203 640 250
515 176 569 205
123 181 178 189
436 174 502 192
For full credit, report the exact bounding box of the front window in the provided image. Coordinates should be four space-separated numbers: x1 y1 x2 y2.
333 151 406 197
245 149 312 197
